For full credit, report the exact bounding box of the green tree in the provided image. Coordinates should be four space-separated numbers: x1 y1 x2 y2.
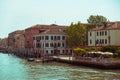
87 15 108 26
66 22 87 47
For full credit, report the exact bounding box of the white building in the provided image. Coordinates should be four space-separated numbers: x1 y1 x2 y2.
88 21 120 46
34 28 69 55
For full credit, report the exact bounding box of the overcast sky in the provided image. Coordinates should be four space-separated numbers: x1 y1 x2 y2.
0 0 120 38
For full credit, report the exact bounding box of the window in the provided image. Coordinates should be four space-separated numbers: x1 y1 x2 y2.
102 39 104 44
54 36 56 40
100 32 101 36
96 39 99 44
36 36 41 40
37 40 40 42
58 36 60 40
39 36 41 40
36 36 38 40
105 39 107 44
66 50 68 53
45 43 49 47
51 36 53 40
36 43 41 48
58 43 61 47
63 50 64 53
50 43 53 47
54 43 57 47
51 50 53 54
105 31 107 35
90 40 92 44
46 50 48 53
97 32 99 36
45 36 49 40
42 36 44 40
62 43 64 47
62 36 65 40
70 50 72 53
90 32 92 36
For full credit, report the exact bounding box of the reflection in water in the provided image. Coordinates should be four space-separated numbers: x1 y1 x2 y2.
0 53 120 80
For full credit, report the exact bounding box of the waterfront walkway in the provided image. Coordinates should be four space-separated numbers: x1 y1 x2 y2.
53 55 120 69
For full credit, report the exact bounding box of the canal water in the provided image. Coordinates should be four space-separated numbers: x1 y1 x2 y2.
0 53 120 80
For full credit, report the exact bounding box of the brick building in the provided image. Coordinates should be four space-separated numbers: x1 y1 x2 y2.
14 32 25 49
25 24 66 49
0 38 8 48
8 30 24 49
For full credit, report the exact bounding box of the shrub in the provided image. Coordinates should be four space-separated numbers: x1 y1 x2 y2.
73 48 86 56
115 48 120 58
87 47 101 52
100 46 117 53
89 47 96 51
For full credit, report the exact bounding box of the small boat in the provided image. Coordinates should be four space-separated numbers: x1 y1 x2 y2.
27 58 35 62
35 59 42 62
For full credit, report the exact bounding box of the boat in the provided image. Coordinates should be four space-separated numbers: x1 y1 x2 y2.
27 58 35 62
35 59 42 62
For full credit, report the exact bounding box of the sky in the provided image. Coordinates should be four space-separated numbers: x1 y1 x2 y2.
0 0 120 38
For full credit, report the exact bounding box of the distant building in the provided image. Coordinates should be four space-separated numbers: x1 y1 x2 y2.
25 24 66 49
88 21 120 46
0 38 8 48
14 32 25 49
8 30 24 49
34 28 67 55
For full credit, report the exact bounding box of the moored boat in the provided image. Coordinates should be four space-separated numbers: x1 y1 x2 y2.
27 58 35 62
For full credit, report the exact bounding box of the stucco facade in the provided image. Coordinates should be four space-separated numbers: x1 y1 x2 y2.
34 28 68 55
25 24 66 49
88 22 120 46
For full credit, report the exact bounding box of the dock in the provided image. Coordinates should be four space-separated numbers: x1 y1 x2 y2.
53 56 120 69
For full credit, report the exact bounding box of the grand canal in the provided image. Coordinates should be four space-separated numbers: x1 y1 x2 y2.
0 53 120 80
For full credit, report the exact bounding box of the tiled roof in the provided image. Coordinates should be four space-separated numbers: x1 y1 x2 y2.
39 28 66 35
8 30 24 36
90 21 120 31
25 24 66 30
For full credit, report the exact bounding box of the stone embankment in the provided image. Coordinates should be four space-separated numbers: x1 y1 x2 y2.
53 56 120 69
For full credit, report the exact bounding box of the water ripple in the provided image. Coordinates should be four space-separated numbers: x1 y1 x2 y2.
0 53 120 80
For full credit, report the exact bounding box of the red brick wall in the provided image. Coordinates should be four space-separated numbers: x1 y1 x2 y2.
25 28 39 48
8 30 24 48
8 32 16 48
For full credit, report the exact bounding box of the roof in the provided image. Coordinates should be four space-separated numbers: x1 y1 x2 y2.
89 21 120 31
25 24 66 31
8 30 25 37
38 28 66 35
